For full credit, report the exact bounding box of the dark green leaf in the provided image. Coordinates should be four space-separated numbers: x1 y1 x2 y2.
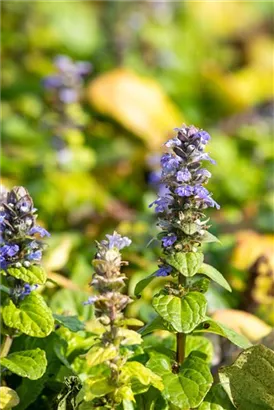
134 273 157 296
54 314 85 332
219 345 274 410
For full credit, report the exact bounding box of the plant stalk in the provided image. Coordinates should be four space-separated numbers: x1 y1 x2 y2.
177 273 187 366
0 335 13 358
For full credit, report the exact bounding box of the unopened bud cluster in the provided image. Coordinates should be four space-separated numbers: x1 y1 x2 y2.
85 232 132 327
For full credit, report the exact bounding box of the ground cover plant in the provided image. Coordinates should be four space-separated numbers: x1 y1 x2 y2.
1 126 274 410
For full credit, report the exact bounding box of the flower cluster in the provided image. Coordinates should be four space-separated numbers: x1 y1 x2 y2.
150 125 220 275
0 186 50 298
43 55 91 104
84 232 132 325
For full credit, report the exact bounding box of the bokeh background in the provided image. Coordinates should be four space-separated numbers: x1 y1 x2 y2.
2 1 274 343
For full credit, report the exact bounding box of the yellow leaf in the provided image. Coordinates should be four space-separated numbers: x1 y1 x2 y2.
87 69 183 149
212 309 271 342
0 387 20 410
231 230 274 271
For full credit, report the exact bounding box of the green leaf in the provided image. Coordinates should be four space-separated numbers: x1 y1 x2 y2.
152 292 207 333
2 292 54 337
120 362 163 392
135 387 169 410
114 385 135 403
1 265 47 285
117 328 143 345
120 318 144 327
50 288 94 322
0 387 20 410
198 384 235 410
147 351 213 409
194 319 252 349
84 375 115 401
201 231 221 244
86 344 117 367
53 314 85 332
199 264 232 292
219 345 274 410
185 336 213 363
0 349 47 380
139 315 168 336
134 273 156 296
164 252 204 277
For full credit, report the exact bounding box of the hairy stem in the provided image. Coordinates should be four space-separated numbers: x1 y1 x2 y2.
0 335 13 358
177 273 187 366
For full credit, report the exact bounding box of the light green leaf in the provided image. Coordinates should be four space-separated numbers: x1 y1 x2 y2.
120 318 144 327
147 351 213 409
201 232 221 244
185 336 213 363
86 344 117 367
0 387 20 410
0 349 47 380
219 345 274 410
117 328 143 345
194 319 252 349
198 384 235 410
2 293 54 337
84 375 115 401
122 399 135 410
120 362 164 392
134 273 156 296
152 292 207 333
164 252 204 277
1 265 46 285
199 264 232 292
114 385 135 403
53 314 85 332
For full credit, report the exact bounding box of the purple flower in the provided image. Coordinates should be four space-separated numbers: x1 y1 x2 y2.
193 185 209 199
204 197 221 210
83 295 97 305
195 131 211 144
196 169 211 179
149 196 172 213
20 284 38 298
0 244 19 258
194 153 216 165
105 232 132 250
161 154 180 174
27 250 42 261
176 169 191 182
165 137 181 148
162 234 177 248
76 61 92 76
29 226 50 238
175 185 193 197
155 265 172 277
43 76 62 89
59 88 78 104
148 171 161 185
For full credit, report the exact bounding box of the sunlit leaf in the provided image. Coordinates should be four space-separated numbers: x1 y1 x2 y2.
164 252 204 277
1 265 46 285
88 69 182 149
0 387 19 410
219 345 274 409
152 292 207 333
0 349 47 380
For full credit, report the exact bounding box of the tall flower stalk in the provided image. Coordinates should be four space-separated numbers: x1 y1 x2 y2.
134 125 251 409
82 232 163 409
149 124 220 364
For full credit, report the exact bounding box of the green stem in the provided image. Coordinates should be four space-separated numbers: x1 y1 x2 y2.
0 285 10 295
0 335 13 358
177 273 187 366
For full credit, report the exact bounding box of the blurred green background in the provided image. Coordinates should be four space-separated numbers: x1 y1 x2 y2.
1 1 274 334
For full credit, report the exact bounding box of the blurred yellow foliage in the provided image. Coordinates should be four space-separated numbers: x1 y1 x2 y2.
0 387 19 410
212 309 271 342
188 2 259 36
87 69 182 149
231 230 274 271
